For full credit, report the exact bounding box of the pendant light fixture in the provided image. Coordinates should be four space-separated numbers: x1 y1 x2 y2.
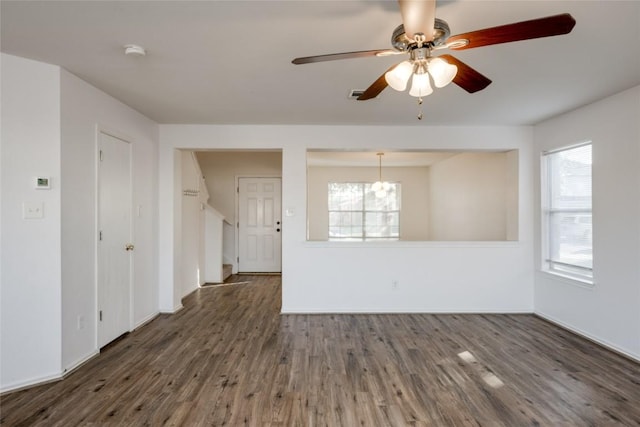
371 153 391 198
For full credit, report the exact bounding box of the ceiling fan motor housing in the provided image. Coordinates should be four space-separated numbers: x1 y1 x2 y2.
392 18 451 51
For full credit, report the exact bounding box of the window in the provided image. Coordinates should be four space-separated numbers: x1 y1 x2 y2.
328 182 400 241
542 143 592 281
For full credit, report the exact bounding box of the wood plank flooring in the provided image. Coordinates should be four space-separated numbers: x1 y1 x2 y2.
2 275 639 426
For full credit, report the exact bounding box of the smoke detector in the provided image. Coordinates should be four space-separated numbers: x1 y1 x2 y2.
124 44 146 56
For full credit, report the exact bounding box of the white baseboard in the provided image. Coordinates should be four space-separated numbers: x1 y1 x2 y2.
134 311 159 330
159 303 183 314
281 308 533 314
1 371 62 395
1 349 102 395
535 311 640 362
63 350 100 376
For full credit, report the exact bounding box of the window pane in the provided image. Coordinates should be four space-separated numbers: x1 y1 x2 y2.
329 211 362 239
328 182 401 241
364 183 401 210
548 212 592 269
549 144 592 210
365 212 399 239
328 183 363 211
544 143 593 280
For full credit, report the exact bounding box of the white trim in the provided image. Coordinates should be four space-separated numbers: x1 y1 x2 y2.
541 140 592 156
95 128 135 348
63 350 100 376
134 311 159 330
303 240 521 249
540 142 593 282
540 269 595 288
0 371 63 395
281 309 533 314
159 303 183 314
235 175 283 273
94 126 100 351
535 311 640 363
128 138 135 333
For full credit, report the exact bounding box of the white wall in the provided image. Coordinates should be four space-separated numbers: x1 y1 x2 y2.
160 125 535 314
0 54 160 392
60 69 159 373
307 166 430 241
1 54 63 391
180 151 204 297
534 85 640 360
429 151 517 241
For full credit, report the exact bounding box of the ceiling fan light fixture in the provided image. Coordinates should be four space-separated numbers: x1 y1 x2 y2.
385 60 414 91
428 57 458 88
409 72 433 97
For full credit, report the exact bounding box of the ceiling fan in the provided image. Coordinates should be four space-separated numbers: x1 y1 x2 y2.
292 1 576 108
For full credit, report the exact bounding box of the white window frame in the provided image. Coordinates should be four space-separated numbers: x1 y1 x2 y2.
328 182 401 241
541 142 593 283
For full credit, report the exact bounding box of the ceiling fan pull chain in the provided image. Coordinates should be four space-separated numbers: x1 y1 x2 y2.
417 97 424 120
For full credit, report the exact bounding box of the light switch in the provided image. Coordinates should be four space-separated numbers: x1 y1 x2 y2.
23 202 44 219
285 208 295 217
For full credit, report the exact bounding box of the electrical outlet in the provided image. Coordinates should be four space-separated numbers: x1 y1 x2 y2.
77 315 85 330
391 280 399 290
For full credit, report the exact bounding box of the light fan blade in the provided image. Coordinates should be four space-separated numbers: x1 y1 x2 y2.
447 13 576 50
438 54 491 93
357 64 399 101
398 0 436 41
292 49 400 65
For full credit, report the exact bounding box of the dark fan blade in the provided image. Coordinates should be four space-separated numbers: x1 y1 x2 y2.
438 54 491 93
448 13 576 50
357 65 399 100
292 49 398 65
398 0 436 41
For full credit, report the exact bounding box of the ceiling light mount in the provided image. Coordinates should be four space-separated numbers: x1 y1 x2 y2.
124 44 146 57
391 18 451 52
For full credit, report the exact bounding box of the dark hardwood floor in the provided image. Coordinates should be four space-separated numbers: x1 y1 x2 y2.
2 275 639 426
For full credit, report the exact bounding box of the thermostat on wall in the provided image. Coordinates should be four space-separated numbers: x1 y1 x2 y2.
34 176 51 189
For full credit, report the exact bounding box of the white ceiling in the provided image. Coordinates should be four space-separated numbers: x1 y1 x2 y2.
2 1 639 126
307 151 459 167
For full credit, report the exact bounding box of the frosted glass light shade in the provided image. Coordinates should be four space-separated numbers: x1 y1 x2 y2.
372 181 390 197
385 60 414 91
428 57 458 88
409 72 433 97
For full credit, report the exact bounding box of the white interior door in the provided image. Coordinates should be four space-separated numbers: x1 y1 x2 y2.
238 177 282 273
97 132 132 348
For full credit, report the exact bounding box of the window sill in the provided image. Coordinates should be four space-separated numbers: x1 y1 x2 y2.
540 270 595 289
304 240 521 249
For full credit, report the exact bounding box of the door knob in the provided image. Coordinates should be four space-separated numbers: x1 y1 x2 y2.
276 228 281 232
125 244 135 251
